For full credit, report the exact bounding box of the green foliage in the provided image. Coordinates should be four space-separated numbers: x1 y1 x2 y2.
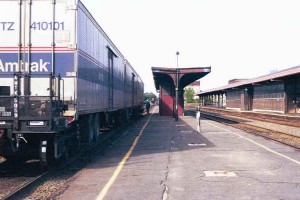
144 92 157 101
185 87 195 103
193 98 200 103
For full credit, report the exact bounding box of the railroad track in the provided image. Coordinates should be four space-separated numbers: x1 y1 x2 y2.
0 142 103 200
1 171 49 200
200 111 300 150
0 140 102 200
0 158 48 200
0 116 143 200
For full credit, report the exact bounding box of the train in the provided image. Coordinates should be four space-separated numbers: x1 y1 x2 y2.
0 0 144 168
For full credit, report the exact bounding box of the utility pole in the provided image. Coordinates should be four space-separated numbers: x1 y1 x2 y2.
175 51 179 121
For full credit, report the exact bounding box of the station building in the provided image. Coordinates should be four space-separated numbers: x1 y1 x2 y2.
198 66 300 114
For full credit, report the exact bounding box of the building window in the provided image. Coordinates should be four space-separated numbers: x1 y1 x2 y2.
254 83 284 99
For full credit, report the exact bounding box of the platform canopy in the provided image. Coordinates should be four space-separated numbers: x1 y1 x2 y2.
152 66 211 117
152 67 211 90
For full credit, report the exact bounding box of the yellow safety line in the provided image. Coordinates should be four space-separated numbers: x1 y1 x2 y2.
205 120 300 165
96 107 156 200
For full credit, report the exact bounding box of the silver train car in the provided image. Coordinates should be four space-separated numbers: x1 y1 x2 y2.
0 0 144 168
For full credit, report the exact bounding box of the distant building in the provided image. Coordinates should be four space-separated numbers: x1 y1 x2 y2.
198 65 300 114
185 80 200 100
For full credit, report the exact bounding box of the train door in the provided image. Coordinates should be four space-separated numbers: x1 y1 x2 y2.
108 50 114 110
131 73 135 108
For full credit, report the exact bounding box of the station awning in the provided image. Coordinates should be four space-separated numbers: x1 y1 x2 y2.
152 67 211 90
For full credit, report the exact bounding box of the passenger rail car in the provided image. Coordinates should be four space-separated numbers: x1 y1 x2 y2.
0 0 144 168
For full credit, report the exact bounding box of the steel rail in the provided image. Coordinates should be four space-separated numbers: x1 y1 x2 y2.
2 171 49 200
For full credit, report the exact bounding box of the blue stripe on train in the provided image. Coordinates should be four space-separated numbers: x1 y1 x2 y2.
0 52 74 77
0 52 126 92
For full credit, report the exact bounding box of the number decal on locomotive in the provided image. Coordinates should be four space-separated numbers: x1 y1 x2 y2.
0 22 15 31
30 22 65 31
1 21 65 31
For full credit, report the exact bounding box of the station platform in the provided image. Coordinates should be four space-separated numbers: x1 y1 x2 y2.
199 106 300 124
57 106 300 200
198 108 300 138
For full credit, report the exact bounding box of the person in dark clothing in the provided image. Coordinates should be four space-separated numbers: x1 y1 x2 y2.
145 100 150 114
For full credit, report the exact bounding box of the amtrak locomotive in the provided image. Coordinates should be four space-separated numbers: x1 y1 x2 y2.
0 0 144 168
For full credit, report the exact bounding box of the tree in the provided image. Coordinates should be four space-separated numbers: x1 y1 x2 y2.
185 87 195 103
144 92 157 102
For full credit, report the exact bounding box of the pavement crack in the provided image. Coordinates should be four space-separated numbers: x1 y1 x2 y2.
162 184 169 200
161 140 172 200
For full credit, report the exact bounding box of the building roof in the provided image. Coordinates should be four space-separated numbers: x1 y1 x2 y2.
198 65 300 95
152 67 211 91
188 80 201 87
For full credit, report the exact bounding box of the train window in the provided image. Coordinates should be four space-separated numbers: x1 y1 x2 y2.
0 86 10 96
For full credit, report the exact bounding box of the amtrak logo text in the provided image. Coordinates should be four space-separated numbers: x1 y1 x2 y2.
0 59 49 72
0 53 74 77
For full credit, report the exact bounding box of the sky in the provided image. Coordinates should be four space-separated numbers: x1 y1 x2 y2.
81 0 300 93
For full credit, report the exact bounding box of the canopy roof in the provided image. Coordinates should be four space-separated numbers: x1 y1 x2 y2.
152 67 211 90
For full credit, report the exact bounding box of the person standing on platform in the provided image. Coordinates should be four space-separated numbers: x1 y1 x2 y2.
145 100 150 114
